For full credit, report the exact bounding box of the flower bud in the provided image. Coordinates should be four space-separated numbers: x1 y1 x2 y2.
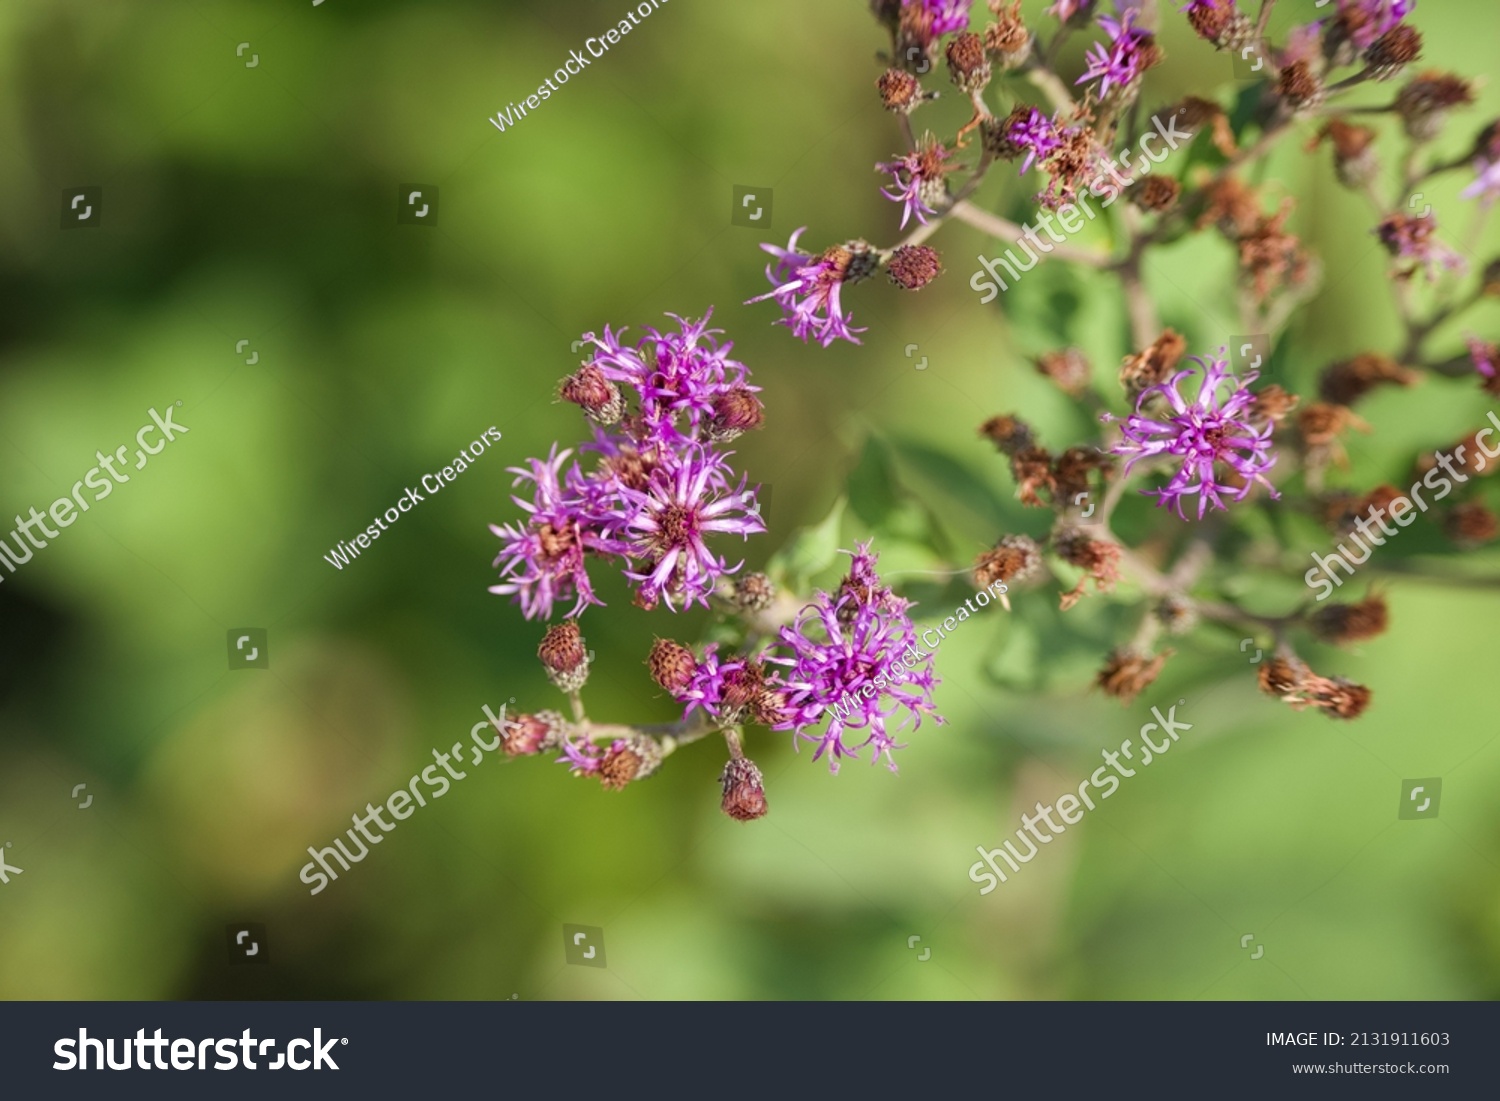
1445 502 1498 547
1314 120 1380 189
598 739 643 791
1120 329 1187 397
945 32 991 94
1395 72 1474 143
1154 594 1199 636
1309 593 1390 646
502 710 566 756
706 387 765 442
1096 647 1172 705
730 572 776 612
1317 353 1417 406
1278 61 1324 112
887 244 943 290
560 364 624 425
1129 174 1180 213
1250 384 1300 426
749 688 791 727
648 638 697 695
720 662 768 721
1184 0 1253 52
719 757 768 822
1034 348 1091 395
539 621 590 693
1364 24 1421 82
877 68 928 114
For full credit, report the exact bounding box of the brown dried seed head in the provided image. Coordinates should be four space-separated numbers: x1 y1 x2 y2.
1051 446 1111 504
983 2 1032 68
1120 329 1187 397
1011 446 1055 507
1197 175 1261 238
1314 678 1373 719
1250 384 1301 425
1395 71 1474 141
1257 655 1309 698
1297 402 1364 448
1054 528 1121 592
1154 594 1199 635
1097 648 1172 705
1034 348 1091 395
1445 501 1499 547
720 757 768 822
973 534 1043 588
1130 174 1181 213
1309 593 1390 644
749 688 791 727
979 413 1036 456
1317 353 1418 406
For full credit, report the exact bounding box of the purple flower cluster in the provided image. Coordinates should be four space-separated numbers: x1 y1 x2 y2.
1006 107 1065 175
771 545 941 772
1077 8 1155 98
657 544 943 773
490 311 766 619
1104 353 1280 519
747 228 871 348
878 137 952 230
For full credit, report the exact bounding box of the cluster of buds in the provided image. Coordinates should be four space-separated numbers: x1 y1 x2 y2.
1257 653 1372 720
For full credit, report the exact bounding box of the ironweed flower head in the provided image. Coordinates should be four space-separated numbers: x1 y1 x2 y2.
747 227 873 347
1104 353 1280 519
1334 0 1416 52
490 445 617 620
1375 211 1465 279
771 547 942 773
608 444 765 612
878 135 953 229
908 0 970 36
1077 9 1160 99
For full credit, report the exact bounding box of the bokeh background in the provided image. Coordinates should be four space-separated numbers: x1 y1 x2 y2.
2 0 1499 1000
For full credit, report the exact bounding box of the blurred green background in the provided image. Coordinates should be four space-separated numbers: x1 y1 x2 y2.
2 0 1499 1000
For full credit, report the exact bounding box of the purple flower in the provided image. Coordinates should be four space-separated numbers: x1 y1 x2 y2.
557 734 605 775
905 0 971 36
1467 335 1497 380
606 444 765 611
1077 9 1155 98
746 227 870 348
489 445 619 620
1104 354 1279 519
877 137 951 229
770 547 942 773
1336 0 1416 50
1375 212 1466 280
1047 0 1096 22
1007 107 1064 175
1462 128 1500 207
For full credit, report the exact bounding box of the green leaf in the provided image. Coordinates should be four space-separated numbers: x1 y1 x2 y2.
767 495 846 590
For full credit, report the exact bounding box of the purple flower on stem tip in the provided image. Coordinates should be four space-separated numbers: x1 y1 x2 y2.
1104 354 1280 520
1337 0 1416 50
1007 107 1064 175
1047 0 1096 22
770 547 942 773
489 445 618 620
877 138 951 230
1467 335 1497 379
557 734 605 775
606 444 765 611
1077 9 1154 98
746 227 870 348
906 0 971 36
1375 212 1466 280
